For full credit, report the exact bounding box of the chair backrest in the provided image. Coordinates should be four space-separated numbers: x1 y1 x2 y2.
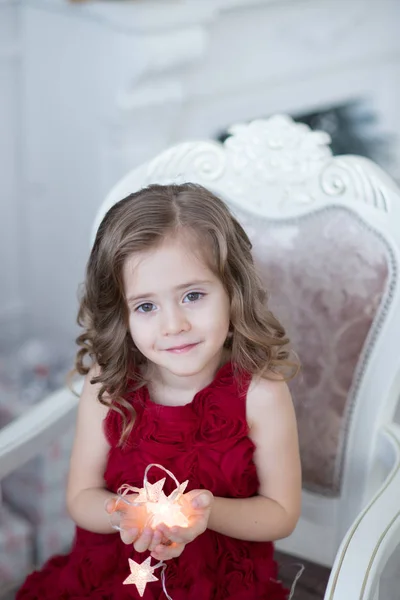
92 115 400 565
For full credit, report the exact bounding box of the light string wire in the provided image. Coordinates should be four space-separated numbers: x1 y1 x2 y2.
109 463 184 598
109 463 303 599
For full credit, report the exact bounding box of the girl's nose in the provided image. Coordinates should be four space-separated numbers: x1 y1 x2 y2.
161 306 190 336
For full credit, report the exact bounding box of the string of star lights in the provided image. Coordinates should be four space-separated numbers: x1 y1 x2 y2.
109 463 190 598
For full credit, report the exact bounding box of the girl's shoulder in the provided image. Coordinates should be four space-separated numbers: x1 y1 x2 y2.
80 365 111 418
67 367 111 506
246 373 293 429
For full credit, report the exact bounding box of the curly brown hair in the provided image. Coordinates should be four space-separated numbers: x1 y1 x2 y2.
75 183 296 444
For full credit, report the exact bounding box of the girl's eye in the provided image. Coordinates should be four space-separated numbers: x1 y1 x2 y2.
184 292 204 303
136 302 155 313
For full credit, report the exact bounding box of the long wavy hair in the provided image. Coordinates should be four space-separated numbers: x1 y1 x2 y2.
75 183 297 444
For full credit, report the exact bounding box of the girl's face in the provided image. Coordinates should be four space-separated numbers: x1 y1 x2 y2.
123 235 231 379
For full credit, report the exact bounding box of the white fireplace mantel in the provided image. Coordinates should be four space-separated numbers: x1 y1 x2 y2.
27 0 279 32
3 0 400 345
22 0 400 133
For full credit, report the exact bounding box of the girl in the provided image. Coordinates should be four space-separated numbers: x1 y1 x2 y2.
18 183 301 599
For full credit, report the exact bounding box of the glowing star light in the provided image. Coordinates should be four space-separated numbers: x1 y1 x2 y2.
113 464 192 599
146 492 189 528
143 477 189 529
135 477 166 503
129 473 189 529
123 556 159 597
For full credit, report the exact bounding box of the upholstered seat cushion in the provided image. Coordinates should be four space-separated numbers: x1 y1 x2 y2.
237 206 390 495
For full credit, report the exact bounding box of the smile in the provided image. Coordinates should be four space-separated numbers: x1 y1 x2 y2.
164 343 200 354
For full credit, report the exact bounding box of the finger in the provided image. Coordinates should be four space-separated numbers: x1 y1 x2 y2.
156 524 186 543
148 529 162 552
105 498 118 514
191 491 213 509
156 524 170 539
151 542 185 561
120 527 139 545
134 527 154 553
120 506 147 531
163 526 193 544
156 523 191 544
109 509 125 532
120 513 142 531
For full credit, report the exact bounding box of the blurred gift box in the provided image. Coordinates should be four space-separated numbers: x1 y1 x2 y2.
0 399 75 567
0 503 33 590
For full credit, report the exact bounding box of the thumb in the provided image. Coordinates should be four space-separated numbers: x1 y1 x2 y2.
191 491 212 509
105 497 118 514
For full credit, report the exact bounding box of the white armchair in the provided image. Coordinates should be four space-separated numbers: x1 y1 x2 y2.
0 385 80 481
325 422 400 600
2 115 400 599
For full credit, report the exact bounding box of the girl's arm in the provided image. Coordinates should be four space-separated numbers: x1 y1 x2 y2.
208 376 302 541
67 366 174 555
66 366 116 534
156 376 301 556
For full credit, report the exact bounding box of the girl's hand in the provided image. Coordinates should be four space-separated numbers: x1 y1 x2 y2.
105 495 162 552
151 489 213 561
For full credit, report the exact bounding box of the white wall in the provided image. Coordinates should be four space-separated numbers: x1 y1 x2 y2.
21 7 109 343
3 0 400 348
0 0 23 328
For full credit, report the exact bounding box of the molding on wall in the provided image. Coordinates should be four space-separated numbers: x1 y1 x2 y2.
23 0 283 33
24 0 217 32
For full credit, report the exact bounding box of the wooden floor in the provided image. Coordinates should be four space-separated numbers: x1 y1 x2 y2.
276 551 331 600
3 549 400 599
0 559 333 600
277 548 400 600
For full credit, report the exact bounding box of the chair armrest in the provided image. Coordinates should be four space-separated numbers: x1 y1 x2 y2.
325 422 400 600
0 382 82 479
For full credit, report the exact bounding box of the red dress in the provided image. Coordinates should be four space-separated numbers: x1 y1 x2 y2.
17 362 288 599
